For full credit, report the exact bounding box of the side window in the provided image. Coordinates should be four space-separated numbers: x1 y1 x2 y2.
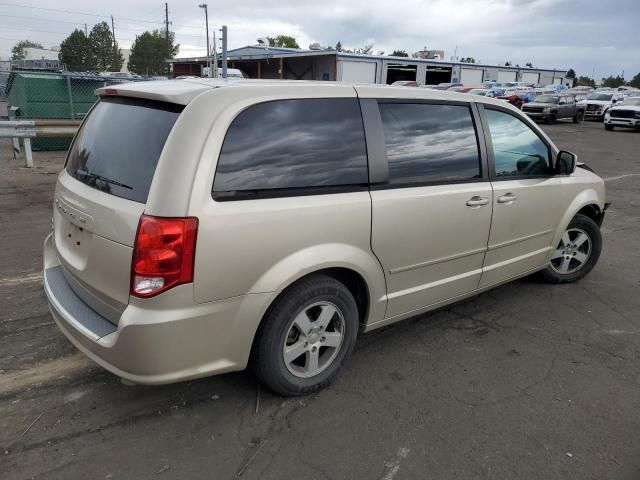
378 103 481 185
566 96 574 104
213 98 368 194
485 109 550 177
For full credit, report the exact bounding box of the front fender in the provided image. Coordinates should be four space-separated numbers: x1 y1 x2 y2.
248 243 387 325
547 186 604 261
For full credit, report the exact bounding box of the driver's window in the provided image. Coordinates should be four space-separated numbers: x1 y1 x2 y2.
485 109 550 177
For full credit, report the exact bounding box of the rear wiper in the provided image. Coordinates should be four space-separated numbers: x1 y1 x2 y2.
74 169 132 190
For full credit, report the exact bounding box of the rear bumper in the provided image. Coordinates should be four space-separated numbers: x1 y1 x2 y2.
43 233 273 385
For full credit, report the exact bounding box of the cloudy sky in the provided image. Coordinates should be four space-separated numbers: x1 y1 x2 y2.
1 0 638 79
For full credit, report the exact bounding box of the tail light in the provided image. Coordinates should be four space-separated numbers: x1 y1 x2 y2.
131 215 198 298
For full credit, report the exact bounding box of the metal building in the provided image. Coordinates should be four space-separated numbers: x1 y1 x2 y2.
168 45 568 86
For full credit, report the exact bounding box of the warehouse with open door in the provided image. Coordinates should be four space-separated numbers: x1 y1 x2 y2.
460 67 484 86
386 63 417 84
497 70 517 83
424 65 452 85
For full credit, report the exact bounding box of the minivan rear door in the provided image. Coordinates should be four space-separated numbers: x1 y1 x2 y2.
53 96 182 322
367 100 493 319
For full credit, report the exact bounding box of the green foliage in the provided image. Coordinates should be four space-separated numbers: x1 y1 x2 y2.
577 76 596 87
391 50 409 57
128 30 179 76
504 61 512 66
335 41 342 52
59 30 92 71
629 72 640 88
460 57 475 63
267 35 300 49
89 22 123 72
601 75 625 88
566 68 577 87
11 40 44 60
525 62 533 68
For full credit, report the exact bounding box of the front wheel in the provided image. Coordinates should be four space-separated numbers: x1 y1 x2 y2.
540 214 602 284
252 274 359 396
605 124 614 131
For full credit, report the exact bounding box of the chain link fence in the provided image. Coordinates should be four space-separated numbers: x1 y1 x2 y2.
1 70 143 150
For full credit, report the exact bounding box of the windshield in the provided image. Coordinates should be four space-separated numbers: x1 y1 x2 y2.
66 97 182 203
587 93 613 101
535 95 559 103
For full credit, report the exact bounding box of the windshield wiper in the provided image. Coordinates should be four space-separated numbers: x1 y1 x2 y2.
74 169 132 190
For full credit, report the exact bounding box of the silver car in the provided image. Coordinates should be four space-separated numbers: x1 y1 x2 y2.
44 80 607 395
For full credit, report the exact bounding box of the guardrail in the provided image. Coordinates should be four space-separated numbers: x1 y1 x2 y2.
0 119 80 167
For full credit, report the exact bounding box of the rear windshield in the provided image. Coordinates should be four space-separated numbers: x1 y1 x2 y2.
66 97 182 203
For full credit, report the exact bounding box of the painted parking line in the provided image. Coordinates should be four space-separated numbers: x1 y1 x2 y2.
603 173 640 182
0 272 43 286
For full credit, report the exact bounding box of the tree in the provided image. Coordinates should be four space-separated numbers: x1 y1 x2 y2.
335 41 342 52
566 68 577 87
525 62 533 68
391 50 409 57
577 76 595 87
267 35 299 48
460 57 475 63
601 75 625 88
89 22 123 71
629 72 640 89
504 61 512 66
59 29 93 71
128 30 179 76
11 40 43 60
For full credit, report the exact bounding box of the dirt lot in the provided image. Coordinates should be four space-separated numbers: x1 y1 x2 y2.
1 120 639 480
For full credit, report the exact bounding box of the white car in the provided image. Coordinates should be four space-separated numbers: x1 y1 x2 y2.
578 92 625 120
604 97 640 130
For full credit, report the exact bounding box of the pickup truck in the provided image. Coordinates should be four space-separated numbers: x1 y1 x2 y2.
522 93 584 124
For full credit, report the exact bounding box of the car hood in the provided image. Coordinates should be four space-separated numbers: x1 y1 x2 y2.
609 104 640 112
579 99 611 106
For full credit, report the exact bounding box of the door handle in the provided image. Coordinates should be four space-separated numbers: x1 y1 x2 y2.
497 193 518 204
466 196 489 207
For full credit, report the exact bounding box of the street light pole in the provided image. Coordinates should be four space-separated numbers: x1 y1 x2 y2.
198 4 211 77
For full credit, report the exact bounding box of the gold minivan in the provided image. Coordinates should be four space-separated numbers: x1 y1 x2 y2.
44 79 606 395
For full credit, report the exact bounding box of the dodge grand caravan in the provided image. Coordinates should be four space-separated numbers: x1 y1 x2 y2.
44 79 606 396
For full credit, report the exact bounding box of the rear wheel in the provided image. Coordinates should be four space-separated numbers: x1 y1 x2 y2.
540 214 602 284
545 115 556 125
605 124 614 131
252 275 359 396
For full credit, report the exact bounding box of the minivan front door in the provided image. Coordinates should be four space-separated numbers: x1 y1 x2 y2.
369 101 492 319
479 107 565 288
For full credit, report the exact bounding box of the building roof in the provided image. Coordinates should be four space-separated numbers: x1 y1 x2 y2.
169 45 566 74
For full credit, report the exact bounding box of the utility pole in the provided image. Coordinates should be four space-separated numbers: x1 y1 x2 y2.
199 4 211 77
165 3 170 75
212 26 218 77
221 25 228 78
84 23 88 36
110 15 117 72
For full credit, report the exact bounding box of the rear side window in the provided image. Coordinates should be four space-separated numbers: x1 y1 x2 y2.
66 97 182 203
213 98 368 195
379 103 481 185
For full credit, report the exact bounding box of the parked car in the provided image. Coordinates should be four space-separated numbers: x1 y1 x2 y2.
604 96 640 130
44 80 606 396
447 86 479 93
467 88 500 98
522 93 584 124
578 92 625 121
391 80 419 87
431 82 463 90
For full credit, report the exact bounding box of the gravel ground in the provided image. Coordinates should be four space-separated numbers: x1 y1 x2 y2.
0 120 639 480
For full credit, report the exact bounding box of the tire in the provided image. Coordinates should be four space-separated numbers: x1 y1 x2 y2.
605 124 613 131
573 111 582 123
539 213 602 284
545 115 556 125
252 274 359 396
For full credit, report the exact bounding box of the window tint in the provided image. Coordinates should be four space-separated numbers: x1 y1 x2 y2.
485 109 550 177
213 98 368 194
66 97 181 203
378 103 481 185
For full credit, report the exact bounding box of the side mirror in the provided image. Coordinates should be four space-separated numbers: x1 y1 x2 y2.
556 150 577 175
